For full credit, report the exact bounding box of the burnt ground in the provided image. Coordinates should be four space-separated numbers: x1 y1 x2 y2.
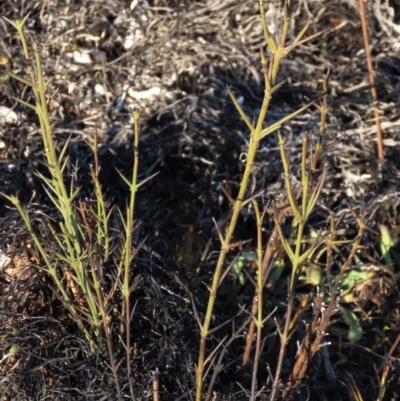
0 0 400 400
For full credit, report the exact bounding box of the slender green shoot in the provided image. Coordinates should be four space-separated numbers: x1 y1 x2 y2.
195 1 320 398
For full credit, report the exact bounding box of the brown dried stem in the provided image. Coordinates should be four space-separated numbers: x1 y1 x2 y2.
358 0 384 161
283 208 371 399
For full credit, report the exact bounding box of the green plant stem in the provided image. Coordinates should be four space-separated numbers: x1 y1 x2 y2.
250 201 264 400
270 224 304 401
196 97 268 401
4 16 106 345
312 72 330 171
195 1 316 397
124 111 140 401
116 110 140 400
196 39 279 399
270 128 327 400
270 291 294 401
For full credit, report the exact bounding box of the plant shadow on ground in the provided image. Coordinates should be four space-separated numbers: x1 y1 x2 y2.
0 1 400 400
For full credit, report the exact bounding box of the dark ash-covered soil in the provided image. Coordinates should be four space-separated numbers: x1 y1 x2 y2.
0 0 400 400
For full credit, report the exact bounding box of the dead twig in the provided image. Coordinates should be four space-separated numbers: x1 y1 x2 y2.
358 0 384 161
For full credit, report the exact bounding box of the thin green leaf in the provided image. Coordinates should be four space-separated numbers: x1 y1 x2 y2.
305 167 327 217
259 0 277 54
58 134 73 165
270 79 286 94
261 102 312 139
7 73 36 88
341 306 363 343
292 20 311 46
284 30 324 55
136 171 159 189
274 218 294 261
228 89 254 133
379 225 394 270
116 168 132 188
60 155 70 174
10 96 36 112
69 186 81 203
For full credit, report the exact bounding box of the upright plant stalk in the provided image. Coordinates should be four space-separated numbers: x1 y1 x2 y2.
32 43 102 333
242 197 293 366
2 16 104 342
269 131 327 400
358 0 384 161
268 73 331 396
250 200 275 400
281 207 370 399
195 1 316 398
82 133 123 399
3 15 143 399
311 72 330 171
269 139 305 401
90 132 112 262
116 110 141 400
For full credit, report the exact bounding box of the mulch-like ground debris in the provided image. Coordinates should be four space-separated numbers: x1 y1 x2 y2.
0 0 400 400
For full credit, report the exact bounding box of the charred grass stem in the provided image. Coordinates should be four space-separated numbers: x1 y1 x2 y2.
196 1 322 399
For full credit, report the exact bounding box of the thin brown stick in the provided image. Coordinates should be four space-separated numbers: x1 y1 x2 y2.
205 317 252 401
282 289 338 399
377 331 400 401
358 0 384 160
152 370 159 401
269 287 294 401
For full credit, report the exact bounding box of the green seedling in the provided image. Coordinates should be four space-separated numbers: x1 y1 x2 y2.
340 269 376 303
379 224 397 270
341 306 363 343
